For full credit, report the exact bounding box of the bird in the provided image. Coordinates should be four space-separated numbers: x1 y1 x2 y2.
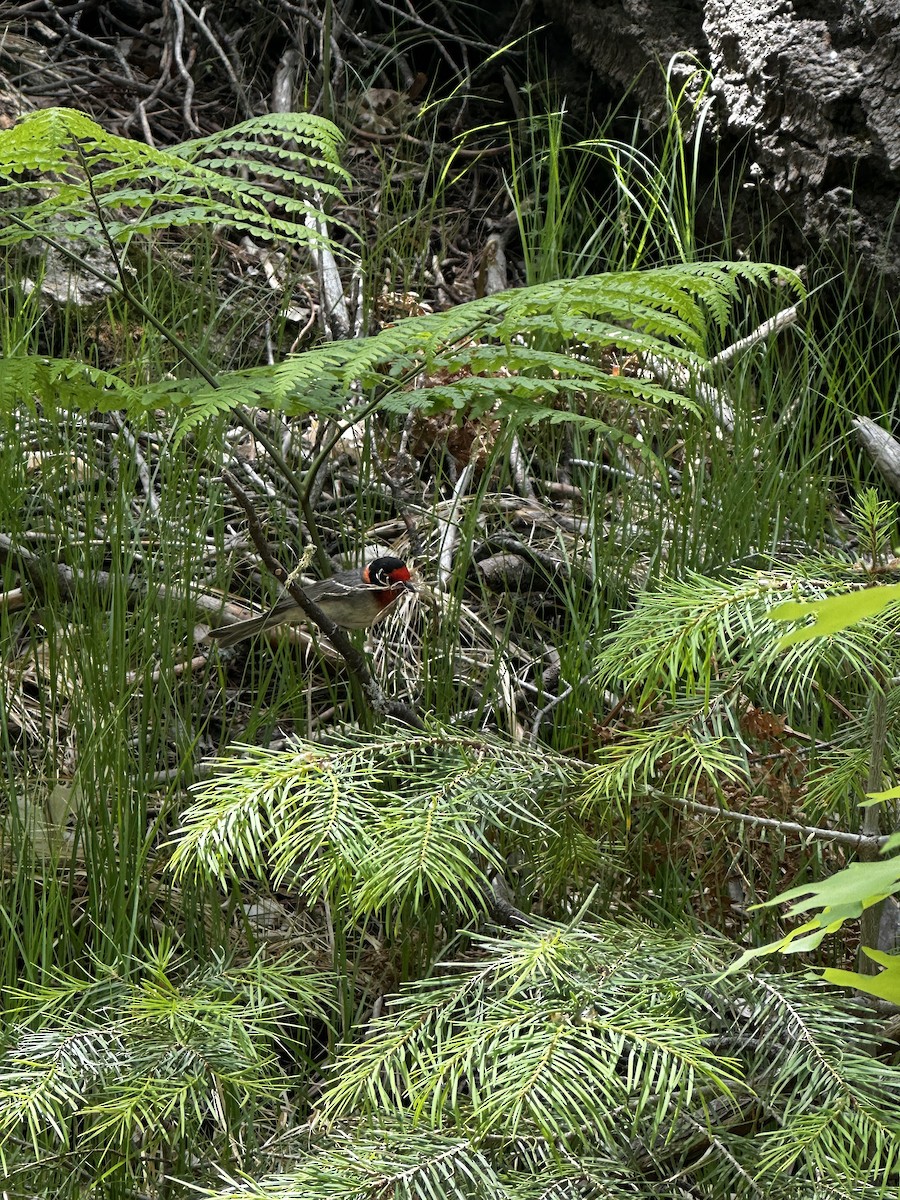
207 556 415 648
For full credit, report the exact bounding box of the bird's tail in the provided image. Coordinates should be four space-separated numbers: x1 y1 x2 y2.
207 608 289 648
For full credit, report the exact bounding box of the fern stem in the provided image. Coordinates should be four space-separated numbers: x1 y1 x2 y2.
321 0 334 125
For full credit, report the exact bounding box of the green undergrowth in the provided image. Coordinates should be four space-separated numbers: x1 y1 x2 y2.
0 67 898 1199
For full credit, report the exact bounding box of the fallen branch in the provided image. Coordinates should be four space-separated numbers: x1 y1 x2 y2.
708 305 799 368
645 304 800 434
853 415 900 498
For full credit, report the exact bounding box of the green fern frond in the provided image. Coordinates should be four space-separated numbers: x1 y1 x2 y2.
0 107 352 253
164 261 799 434
0 107 156 176
0 104 804 439
178 110 346 168
0 355 140 411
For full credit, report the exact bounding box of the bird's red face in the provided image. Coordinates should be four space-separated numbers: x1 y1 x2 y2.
362 557 415 602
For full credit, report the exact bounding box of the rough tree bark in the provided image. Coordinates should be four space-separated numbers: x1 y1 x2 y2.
550 0 900 291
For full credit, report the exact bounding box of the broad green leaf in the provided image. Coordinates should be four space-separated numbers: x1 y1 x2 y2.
754 855 900 917
723 856 900 975
824 947 900 1004
722 916 841 976
865 784 900 802
771 582 900 646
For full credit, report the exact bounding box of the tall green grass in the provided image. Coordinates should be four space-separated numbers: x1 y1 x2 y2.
1 60 898 1196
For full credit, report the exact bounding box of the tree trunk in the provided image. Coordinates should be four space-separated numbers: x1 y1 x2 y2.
550 0 900 292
